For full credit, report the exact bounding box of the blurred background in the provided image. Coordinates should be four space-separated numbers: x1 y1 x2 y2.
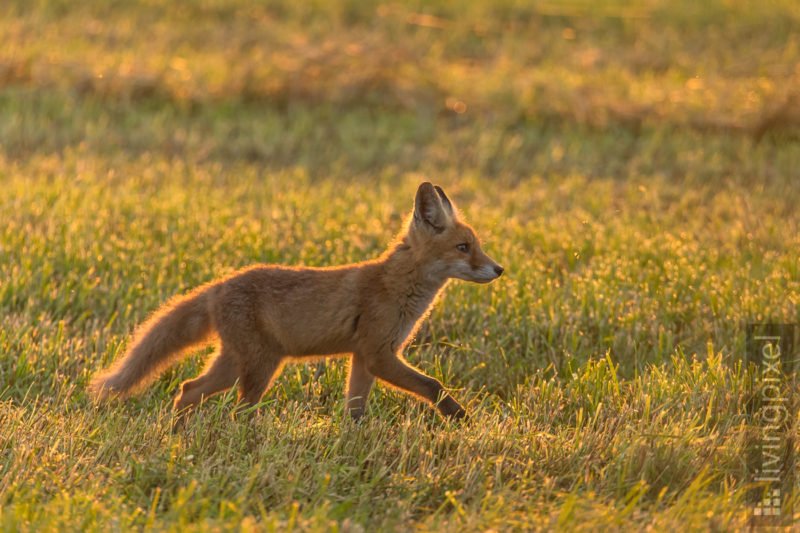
3 0 799 175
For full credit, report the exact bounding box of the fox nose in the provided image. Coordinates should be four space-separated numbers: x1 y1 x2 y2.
494 265 504 277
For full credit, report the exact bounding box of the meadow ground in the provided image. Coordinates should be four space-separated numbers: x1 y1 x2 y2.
1 0 799 530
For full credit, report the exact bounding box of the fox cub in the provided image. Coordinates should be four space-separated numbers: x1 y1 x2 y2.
90 183 503 420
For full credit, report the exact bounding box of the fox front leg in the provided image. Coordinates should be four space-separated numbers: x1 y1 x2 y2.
364 351 466 419
346 354 375 420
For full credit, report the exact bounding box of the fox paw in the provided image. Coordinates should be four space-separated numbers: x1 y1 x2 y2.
438 396 467 420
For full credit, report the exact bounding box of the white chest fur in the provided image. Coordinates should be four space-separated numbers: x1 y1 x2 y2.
392 282 443 351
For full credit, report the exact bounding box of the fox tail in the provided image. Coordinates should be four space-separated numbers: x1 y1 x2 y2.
89 286 215 399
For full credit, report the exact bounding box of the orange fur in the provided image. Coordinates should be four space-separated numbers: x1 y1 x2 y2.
89 183 503 420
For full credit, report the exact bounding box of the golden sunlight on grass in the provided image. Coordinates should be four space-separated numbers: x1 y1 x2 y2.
0 0 798 530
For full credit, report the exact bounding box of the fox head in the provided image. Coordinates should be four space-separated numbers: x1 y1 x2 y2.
406 182 504 284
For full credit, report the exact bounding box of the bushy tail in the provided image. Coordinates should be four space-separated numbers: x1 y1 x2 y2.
90 286 216 400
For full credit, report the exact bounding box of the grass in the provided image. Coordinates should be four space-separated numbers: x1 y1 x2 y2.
1 0 799 530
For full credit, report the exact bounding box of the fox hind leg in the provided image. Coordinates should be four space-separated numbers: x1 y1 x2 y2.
173 347 239 413
237 354 283 413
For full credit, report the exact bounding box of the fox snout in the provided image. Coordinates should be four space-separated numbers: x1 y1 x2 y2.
474 256 504 283
461 248 504 284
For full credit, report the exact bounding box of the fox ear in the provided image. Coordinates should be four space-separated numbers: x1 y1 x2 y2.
433 185 454 215
414 182 451 233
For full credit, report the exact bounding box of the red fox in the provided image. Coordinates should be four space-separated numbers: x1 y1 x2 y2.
90 183 503 420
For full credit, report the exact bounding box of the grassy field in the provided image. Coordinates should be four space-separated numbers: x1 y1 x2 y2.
1 0 799 530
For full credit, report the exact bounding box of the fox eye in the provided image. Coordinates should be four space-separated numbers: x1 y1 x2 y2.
456 243 470 253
